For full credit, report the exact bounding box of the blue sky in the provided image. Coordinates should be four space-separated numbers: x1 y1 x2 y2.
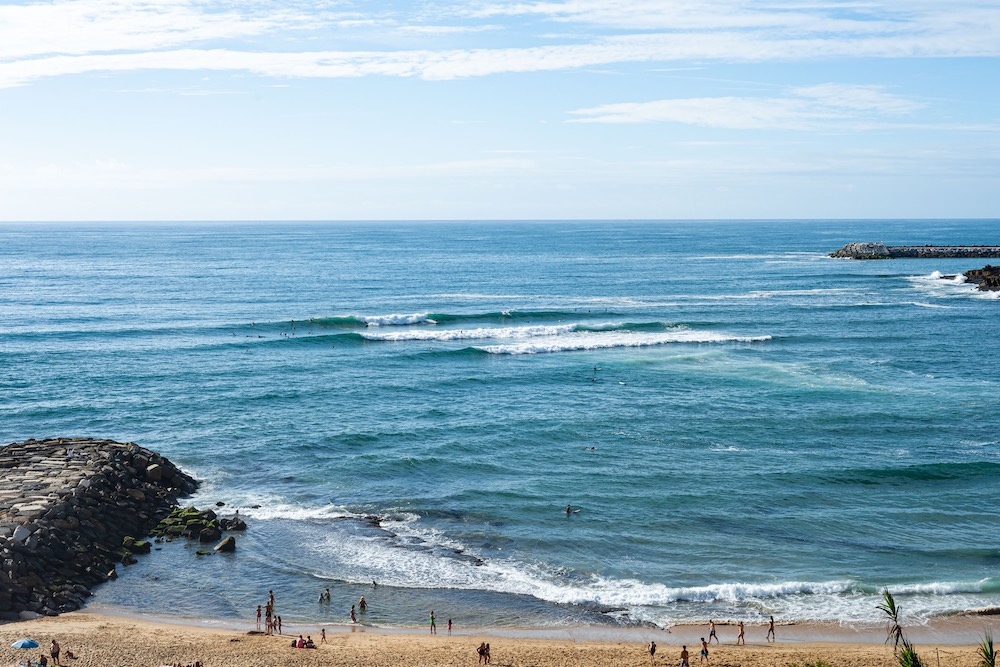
0 0 998 220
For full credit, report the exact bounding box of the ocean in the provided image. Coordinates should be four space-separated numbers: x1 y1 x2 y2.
2 219 999 633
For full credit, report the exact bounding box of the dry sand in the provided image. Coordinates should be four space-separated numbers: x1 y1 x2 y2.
0 613 992 667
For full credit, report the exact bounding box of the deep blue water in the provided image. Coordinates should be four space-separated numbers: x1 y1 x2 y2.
2 219 999 631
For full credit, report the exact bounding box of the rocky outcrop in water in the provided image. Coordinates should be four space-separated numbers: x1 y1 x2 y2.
962 265 1000 291
831 243 1000 259
0 438 197 620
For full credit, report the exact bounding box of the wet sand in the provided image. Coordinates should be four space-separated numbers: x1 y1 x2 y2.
1 612 995 667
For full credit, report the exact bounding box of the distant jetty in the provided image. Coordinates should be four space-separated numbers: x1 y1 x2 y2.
0 438 197 620
830 242 1000 259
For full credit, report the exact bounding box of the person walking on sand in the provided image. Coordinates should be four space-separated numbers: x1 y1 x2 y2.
350 605 357 623
485 642 491 664
50 639 60 667
321 628 327 644
766 615 775 642
256 605 262 630
708 619 719 645
679 645 690 667
737 620 745 645
430 610 437 634
277 615 282 634
448 618 452 635
477 642 487 664
647 641 657 664
700 638 709 663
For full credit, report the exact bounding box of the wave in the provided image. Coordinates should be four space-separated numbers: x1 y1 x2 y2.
192 486 1000 626
294 310 619 329
357 321 687 343
475 331 771 355
818 461 1000 486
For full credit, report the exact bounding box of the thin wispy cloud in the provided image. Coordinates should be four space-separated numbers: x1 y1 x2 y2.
1 0 998 88
567 84 925 129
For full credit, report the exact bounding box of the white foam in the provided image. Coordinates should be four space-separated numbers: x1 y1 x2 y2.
477 331 771 355
357 313 436 326
911 302 955 309
360 323 581 342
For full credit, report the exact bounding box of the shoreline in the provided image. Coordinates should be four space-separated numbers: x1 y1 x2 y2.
1 612 997 667
77 604 1000 646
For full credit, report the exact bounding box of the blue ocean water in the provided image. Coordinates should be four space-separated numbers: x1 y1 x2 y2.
1 219 999 631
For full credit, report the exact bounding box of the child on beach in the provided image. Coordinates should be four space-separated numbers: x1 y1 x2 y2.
700 638 709 663
321 628 326 643
737 621 745 645
679 645 689 667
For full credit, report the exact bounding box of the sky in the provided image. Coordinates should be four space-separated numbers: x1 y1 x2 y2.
0 0 998 221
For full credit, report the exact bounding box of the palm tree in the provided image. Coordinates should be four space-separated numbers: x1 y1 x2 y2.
877 588 924 667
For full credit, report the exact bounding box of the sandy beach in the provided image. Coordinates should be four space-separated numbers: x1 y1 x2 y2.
1 613 994 667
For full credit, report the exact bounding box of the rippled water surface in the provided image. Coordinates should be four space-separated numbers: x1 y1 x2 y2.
2 220 999 630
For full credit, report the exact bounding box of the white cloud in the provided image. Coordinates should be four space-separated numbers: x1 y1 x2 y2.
567 84 926 129
0 0 997 88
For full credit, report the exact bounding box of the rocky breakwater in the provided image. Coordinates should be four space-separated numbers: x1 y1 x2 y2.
831 242 1000 259
959 265 1000 291
0 438 197 620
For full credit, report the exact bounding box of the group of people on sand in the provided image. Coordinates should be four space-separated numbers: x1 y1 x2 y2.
21 639 67 667
476 642 492 664
256 590 283 635
290 635 317 649
646 617 778 665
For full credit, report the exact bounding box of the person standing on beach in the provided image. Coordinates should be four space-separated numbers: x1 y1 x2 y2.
50 639 60 666
708 620 718 644
430 610 437 634
477 642 487 664
277 615 282 634
485 643 491 664
647 641 656 664
737 621 745 645
766 615 775 642
700 638 709 663
256 605 262 630
350 605 357 623
448 618 452 635
321 628 326 644
679 645 689 667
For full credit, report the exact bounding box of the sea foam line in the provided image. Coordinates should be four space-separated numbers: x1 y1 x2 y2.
360 323 582 342
476 331 771 355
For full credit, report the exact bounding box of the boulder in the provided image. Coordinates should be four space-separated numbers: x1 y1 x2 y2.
214 536 236 553
199 526 222 543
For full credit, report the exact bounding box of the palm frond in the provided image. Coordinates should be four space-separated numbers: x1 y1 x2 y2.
979 631 996 667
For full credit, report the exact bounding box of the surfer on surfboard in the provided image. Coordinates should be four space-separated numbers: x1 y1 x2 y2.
565 504 580 514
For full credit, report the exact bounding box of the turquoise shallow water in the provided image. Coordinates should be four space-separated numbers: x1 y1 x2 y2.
2 219 999 630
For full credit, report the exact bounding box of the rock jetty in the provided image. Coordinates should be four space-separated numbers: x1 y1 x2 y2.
0 438 197 620
830 242 1000 259
962 265 1000 291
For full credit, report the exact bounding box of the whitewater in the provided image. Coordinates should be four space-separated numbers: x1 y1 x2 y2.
1 219 999 631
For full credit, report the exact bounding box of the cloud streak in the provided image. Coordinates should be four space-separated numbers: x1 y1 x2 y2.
566 84 931 129
0 0 998 88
